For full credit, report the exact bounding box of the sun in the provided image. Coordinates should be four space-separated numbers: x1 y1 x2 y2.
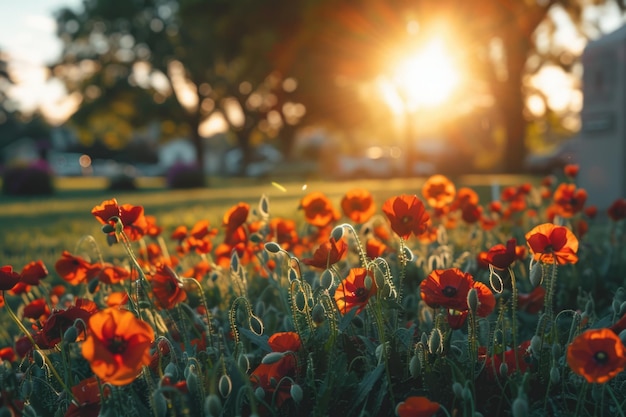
379 38 461 113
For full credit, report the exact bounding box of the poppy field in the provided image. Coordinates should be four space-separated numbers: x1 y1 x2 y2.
2 168 626 417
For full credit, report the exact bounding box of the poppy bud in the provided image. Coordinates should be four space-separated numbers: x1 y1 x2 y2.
238 354 250 372
373 268 385 291
101 224 115 234
259 194 270 218
262 352 285 365
530 335 542 359
254 387 265 401
249 233 263 243
311 303 326 325
529 262 542 287
511 396 528 417
204 394 222 417
613 299 621 316
20 379 33 398
290 384 303 403
551 344 561 360
320 269 334 289
467 288 478 314
152 390 168 417
452 382 463 399
363 274 373 291
264 242 282 254
63 326 78 344
402 246 414 263
331 225 344 241
287 267 298 282
185 365 200 394
164 362 178 380
249 315 264 335
409 355 420 378
620 301 626 316
428 329 443 355
549 366 560 385
88 277 100 294
218 374 232 398
294 292 307 312
255 301 266 318
230 251 240 273
499 362 509 378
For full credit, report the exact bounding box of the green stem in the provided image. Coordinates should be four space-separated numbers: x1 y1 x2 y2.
508 267 520 372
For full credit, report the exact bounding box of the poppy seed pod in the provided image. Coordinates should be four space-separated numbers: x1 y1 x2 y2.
452 382 463 399
550 366 560 385
164 362 178 380
511 396 528 417
254 386 265 401
237 354 250 372
530 335 542 358
63 326 78 343
428 329 443 355
311 303 326 325
499 362 509 378
409 355 420 378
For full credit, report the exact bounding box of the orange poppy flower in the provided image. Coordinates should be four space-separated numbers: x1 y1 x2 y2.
382 195 431 240
302 238 347 269
525 223 578 265
223 202 250 234
151 265 186 309
567 328 626 383
82 307 154 386
552 183 587 218
300 191 340 228
341 188 376 224
608 198 626 221
54 251 101 285
105 292 129 308
334 267 377 315
0 265 20 291
395 396 440 417
91 198 148 241
144 215 163 238
95 264 131 285
268 218 299 251
268 332 302 352
422 174 456 209
366 238 389 259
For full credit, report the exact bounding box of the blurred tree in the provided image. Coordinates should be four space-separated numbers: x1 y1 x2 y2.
0 51 20 145
53 0 308 175
275 0 626 173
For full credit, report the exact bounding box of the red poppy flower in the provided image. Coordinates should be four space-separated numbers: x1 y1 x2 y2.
479 340 532 380
0 265 21 291
422 174 456 209
91 199 148 241
0 346 15 362
19 260 48 285
65 377 102 417
182 259 212 281
395 396 440 417
23 298 50 321
96 264 131 285
341 188 376 224
552 183 587 218
151 265 186 309
485 238 517 270
518 286 546 314
268 218 299 250
461 203 483 224
564 164 579 178
382 195 431 240
250 353 297 408
300 191 340 228
334 267 377 315
525 223 578 265
608 198 626 221
302 238 347 269
567 328 626 383
82 307 154 385
472 281 496 317
40 298 98 348
105 292 129 308
54 251 101 285
268 332 302 352
584 205 597 219
420 268 474 312
366 238 389 259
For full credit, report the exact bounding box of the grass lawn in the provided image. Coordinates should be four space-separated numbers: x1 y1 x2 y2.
0 174 537 269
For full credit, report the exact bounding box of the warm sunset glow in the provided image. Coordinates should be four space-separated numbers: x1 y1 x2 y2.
380 38 461 113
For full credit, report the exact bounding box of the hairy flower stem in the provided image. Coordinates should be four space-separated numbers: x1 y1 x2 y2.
508 267 520 371
183 277 214 349
2 291 76 402
544 261 558 322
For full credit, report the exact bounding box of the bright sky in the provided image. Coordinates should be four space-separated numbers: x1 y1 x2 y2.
0 0 82 121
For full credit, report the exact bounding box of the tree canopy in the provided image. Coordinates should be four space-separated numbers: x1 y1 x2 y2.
52 0 625 174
